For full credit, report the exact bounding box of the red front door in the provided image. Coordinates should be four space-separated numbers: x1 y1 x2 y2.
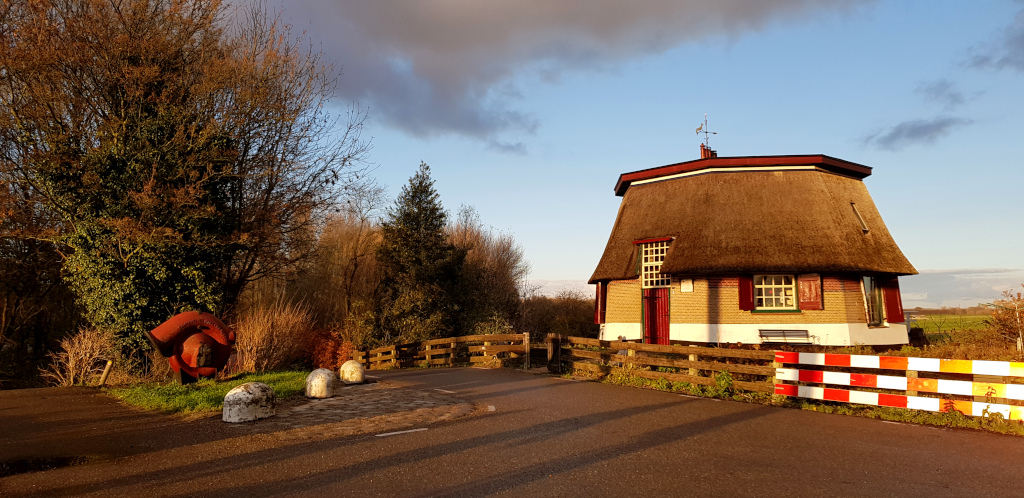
643 288 670 345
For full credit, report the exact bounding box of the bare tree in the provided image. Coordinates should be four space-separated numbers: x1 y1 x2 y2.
216 7 374 307
0 174 80 385
448 205 530 334
286 181 386 343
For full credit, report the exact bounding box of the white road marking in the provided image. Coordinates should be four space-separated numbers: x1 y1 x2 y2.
434 388 457 394
436 381 482 388
375 428 428 437
487 405 496 412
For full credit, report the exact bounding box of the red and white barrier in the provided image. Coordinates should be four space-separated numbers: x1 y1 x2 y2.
773 351 1024 376
774 352 1024 421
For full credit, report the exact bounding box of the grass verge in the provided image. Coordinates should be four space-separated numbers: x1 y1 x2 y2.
785 399 1024 436
106 370 307 414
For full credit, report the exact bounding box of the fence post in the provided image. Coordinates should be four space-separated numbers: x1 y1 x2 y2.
425 343 432 365
547 333 561 373
524 332 531 369
769 353 781 388
450 339 456 367
97 360 113 386
905 368 921 397
688 348 698 377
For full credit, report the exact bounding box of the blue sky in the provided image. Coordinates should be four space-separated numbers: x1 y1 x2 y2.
265 1 1024 307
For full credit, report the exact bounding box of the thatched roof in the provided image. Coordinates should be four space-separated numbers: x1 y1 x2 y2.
589 156 917 283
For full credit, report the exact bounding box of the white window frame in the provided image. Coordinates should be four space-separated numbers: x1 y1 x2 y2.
753 274 797 310
641 240 672 289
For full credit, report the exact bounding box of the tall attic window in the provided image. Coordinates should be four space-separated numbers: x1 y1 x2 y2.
641 240 672 288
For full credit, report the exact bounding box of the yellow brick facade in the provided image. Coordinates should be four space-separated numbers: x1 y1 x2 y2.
606 274 868 324
606 278 641 323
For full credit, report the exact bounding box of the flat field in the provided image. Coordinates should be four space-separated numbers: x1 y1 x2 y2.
909 314 990 334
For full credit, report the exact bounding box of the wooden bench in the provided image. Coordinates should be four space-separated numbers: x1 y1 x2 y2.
758 329 812 344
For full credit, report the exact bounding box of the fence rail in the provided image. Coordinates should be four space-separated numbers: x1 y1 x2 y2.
356 333 530 370
549 335 776 394
774 351 1024 420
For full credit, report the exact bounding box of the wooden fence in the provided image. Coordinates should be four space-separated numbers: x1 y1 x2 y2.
356 333 531 370
548 335 777 393
354 333 1024 422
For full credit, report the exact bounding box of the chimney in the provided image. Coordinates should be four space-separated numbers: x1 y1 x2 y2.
700 143 718 159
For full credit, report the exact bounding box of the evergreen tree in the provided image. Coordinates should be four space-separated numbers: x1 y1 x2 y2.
375 163 464 344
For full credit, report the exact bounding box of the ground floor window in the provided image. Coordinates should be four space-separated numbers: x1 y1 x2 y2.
863 276 884 326
754 275 796 310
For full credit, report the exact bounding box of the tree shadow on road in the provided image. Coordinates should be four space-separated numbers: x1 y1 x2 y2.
26 392 702 495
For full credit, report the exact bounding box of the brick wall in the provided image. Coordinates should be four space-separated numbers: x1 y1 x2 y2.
605 274 869 325
606 278 642 323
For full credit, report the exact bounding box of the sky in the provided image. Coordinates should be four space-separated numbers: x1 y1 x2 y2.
260 0 1024 308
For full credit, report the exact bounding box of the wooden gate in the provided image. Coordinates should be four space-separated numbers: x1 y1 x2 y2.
642 288 670 345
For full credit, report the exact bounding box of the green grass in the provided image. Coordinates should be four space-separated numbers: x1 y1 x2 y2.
910 314 990 334
107 370 307 414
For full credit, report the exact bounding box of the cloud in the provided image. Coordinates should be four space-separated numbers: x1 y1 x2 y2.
968 7 1024 71
915 79 966 110
260 0 872 149
900 268 1024 308
486 139 528 156
863 116 972 151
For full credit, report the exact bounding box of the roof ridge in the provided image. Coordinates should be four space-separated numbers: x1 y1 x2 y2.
614 154 873 196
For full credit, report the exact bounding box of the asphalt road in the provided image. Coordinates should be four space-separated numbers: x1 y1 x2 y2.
3 367 1024 496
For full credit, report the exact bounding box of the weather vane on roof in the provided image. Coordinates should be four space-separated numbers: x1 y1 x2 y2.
695 113 717 147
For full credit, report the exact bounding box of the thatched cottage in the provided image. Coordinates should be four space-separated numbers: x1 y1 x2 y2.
589 149 917 346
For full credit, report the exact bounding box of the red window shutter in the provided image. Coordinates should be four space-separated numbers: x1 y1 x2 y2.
798 274 823 310
600 282 607 324
738 275 754 311
594 282 609 325
882 277 904 323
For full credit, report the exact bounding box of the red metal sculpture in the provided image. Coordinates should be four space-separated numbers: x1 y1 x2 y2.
146 311 236 384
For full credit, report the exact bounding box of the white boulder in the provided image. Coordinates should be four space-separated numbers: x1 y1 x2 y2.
339 359 365 385
305 368 336 398
222 382 276 423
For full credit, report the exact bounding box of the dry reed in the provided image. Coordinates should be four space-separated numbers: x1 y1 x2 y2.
39 328 114 386
234 301 315 372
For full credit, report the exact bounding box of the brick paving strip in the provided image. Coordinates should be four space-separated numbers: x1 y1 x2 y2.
224 379 476 443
